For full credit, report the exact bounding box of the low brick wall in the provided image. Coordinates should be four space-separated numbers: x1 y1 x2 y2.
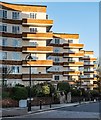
31 97 60 106
2 97 60 108
2 98 18 108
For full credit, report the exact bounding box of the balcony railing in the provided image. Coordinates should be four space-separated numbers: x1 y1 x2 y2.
22 46 53 53
22 60 53 66
22 73 52 81
22 32 53 40
22 18 53 26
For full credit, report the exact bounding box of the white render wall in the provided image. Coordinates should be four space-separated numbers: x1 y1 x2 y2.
22 26 46 33
22 12 46 19
51 38 79 44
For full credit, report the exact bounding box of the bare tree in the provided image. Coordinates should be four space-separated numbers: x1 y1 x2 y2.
2 66 13 86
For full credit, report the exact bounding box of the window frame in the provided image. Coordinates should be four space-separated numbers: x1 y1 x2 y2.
54 75 59 80
55 38 60 44
12 11 20 20
2 38 7 46
30 13 37 19
3 10 7 19
12 26 20 34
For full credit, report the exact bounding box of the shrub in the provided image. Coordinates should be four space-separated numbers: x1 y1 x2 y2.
2 91 10 99
71 88 82 97
42 85 50 95
11 87 28 101
57 82 70 95
90 90 99 97
15 83 24 87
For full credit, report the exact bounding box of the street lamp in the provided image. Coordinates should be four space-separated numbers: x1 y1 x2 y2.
25 53 33 112
79 72 83 104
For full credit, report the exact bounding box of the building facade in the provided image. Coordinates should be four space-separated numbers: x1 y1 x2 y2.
0 2 97 90
0 2 53 86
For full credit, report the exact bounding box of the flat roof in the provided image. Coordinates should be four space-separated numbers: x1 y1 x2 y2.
54 33 79 35
0 1 47 7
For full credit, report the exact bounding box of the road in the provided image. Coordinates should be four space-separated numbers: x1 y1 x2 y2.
2 102 101 120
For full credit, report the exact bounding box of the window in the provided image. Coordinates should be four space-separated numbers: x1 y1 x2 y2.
68 40 73 43
13 39 20 47
2 38 7 46
0 10 2 18
46 15 48 19
68 58 74 62
67 76 72 80
29 41 38 46
30 28 37 33
2 66 7 74
12 12 19 19
3 10 7 19
31 54 38 60
55 38 60 44
12 52 20 60
0 24 7 32
55 67 59 71
0 10 7 19
54 75 59 80
30 13 37 19
54 57 59 62
2 52 7 59
12 26 20 34
54 48 59 53
31 67 37 74
12 66 19 73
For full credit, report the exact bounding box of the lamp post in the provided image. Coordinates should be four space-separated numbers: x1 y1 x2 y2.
25 53 33 112
79 72 83 104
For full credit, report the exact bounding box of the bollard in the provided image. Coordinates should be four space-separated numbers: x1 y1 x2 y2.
40 100 42 109
50 103 51 108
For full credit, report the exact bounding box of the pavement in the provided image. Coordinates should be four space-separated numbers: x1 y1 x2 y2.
1 101 95 118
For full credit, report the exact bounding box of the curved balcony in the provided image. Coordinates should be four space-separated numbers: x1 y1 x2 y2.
63 71 80 75
63 43 84 49
22 46 53 53
22 73 52 81
63 52 84 58
22 60 53 67
22 19 53 27
63 62 84 67
22 32 53 40
80 57 97 61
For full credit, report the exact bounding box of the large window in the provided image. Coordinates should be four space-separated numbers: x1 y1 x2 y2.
54 75 59 80
12 52 20 60
30 28 37 33
12 12 19 19
2 38 7 46
0 10 7 19
31 53 38 60
30 13 37 19
2 52 7 59
11 66 19 73
13 39 20 47
68 40 73 43
31 67 37 74
55 67 59 71
54 48 60 53
0 24 7 32
12 26 20 34
3 10 7 19
29 41 38 46
54 57 59 62
55 38 60 44
2 66 7 74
